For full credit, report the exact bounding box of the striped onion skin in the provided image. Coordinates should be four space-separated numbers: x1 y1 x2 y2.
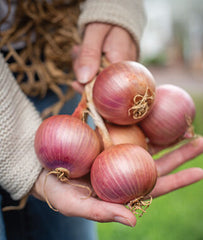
35 115 100 178
140 84 196 146
92 61 156 125
90 144 157 204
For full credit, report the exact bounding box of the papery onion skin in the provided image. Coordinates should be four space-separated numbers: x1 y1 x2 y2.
35 115 100 178
106 123 148 149
91 144 157 204
93 61 156 125
96 123 148 150
140 84 196 146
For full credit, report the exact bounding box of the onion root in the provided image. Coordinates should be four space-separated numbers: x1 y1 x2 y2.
128 88 155 120
126 195 153 217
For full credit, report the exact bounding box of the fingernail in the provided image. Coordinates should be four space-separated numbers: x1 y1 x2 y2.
114 216 135 227
77 66 91 84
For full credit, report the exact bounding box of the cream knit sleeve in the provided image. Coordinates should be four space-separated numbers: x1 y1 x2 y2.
78 0 147 50
0 54 42 200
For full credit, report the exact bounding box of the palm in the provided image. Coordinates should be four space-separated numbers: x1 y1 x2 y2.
36 170 135 226
34 136 203 227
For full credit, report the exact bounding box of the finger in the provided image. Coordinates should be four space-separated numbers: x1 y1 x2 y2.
150 168 203 198
61 196 137 227
155 136 203 177
103 26 138 63
74 23 112 84
148 143 167 155
41 170 136 227
56 177 136 227
71 81 84 94
148 138 185 156
70 45 84 93
71 45 80 61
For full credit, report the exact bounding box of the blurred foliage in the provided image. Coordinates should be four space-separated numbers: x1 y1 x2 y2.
141 53 167 67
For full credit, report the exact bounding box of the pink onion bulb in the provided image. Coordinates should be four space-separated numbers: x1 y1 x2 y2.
106 123 148 149
91 144 157 204
140 84 196 146
96 123 148 151
35 115 100 178
93 61 156 125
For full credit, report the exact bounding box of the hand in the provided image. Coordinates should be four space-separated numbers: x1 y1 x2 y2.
151 136 203 197
32 169 137 227
32 136 203 227
72 22 138 85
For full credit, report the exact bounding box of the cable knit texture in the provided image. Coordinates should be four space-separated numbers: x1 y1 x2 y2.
78 0 147 49
0 54 42 200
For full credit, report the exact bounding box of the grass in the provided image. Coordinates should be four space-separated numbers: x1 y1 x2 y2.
97 95 203 240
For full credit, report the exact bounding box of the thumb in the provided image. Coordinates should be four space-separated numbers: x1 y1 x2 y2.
74 23 112 84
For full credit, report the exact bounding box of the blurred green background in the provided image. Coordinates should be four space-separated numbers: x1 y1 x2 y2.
98 0 203 239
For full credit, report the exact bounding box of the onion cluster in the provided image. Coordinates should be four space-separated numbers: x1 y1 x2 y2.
90 62 158 204
90 62 195 205
34 61 196 209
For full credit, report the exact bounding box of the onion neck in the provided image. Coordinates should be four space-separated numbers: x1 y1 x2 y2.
85 79 113 149
72 92 87 120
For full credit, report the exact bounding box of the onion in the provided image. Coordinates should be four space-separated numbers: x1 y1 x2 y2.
139 84 196 146
34 115 100 178
91 144 157 204
93 61 156 125
96 123 147 150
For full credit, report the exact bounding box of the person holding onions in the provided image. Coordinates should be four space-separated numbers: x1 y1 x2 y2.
0 1 203 240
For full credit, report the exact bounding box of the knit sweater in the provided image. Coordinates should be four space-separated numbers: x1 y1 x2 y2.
78 0 147 52
0 0 147 200
0 54 42 200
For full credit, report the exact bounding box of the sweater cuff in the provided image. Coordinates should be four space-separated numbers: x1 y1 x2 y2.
78 0 147 56
0 54 43 200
